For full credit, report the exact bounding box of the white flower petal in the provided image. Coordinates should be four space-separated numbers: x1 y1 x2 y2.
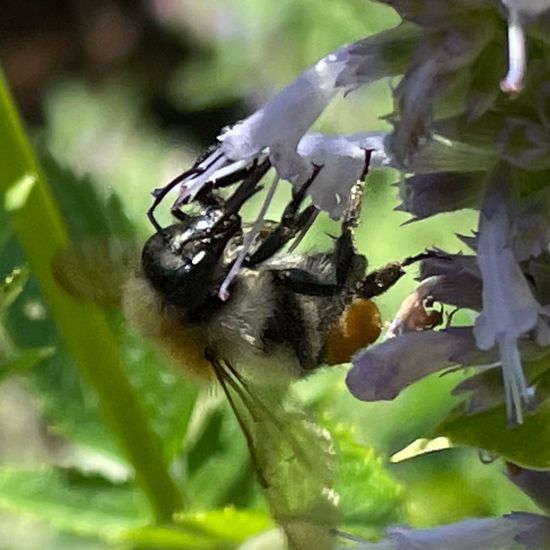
500 4 527 93
294 132 390 219
219 44 354 175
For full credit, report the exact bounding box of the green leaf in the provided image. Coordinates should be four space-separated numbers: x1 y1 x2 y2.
334 425 404 528
0 69 183 521
38 148 134 242
437 358 550 469
0 265 28 313
0 347 54 382
184 397 259 510
0 467 146 540
438 400 550 469
122 509 272 549
0 467 271 549
211 368 339 550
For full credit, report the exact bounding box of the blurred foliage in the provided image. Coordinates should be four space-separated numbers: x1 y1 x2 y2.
0 1 541 548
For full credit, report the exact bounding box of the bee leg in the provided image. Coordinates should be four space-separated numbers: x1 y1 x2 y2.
170 207 192 223
223 159 272 217
268 153 374 295
148 168 201 232
245 164 323 266
358 250 445 299
359 263 407 299
332 148 373 285
246 204 318 266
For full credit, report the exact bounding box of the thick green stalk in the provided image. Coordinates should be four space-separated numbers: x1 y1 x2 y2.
0 69 184 522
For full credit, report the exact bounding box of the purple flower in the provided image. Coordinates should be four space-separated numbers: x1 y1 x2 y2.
387 25 492 167
353 512 550 549
473 165 540 424
501 0 550 92
396 171 485 221
417 252 483 310
295 132 390 220
346 327 486 402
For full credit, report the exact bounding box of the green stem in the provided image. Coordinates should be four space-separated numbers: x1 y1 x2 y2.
0 68 184 522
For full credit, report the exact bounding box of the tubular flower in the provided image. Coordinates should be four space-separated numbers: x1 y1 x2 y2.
501 0 550 93
352 463 550 549
473 165 540 424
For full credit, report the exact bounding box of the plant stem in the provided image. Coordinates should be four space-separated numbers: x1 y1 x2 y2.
0 68 184 522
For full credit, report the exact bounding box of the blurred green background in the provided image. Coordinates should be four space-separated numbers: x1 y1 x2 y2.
0 1 539 548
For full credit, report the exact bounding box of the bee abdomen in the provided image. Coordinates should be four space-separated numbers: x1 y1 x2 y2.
323 298 381 365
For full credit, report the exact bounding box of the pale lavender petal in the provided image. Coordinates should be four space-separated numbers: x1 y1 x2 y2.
347 327 478 402
295 132 390 219
353 512 550 550
219 43 355 179
336 22 422 88
418 252 482 310
474 166 540 422
427 272 482 310
388 27 491 167
419 251 480 279
500 4 527 93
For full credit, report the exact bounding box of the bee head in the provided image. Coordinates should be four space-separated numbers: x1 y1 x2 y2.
141 210 240 312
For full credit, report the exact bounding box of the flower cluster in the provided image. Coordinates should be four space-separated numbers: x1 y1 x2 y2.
151 0 550 545
345 0 550 429
161 1 550 433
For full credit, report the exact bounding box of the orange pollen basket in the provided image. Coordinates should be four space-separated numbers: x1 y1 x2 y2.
324 298 382 365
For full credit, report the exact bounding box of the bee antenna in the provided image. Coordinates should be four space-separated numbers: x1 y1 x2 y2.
147 166 203 232
224 159 271 216
400 249 450 267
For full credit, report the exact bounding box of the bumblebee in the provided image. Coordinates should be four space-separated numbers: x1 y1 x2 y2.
123 161 421 385
123 160 429 549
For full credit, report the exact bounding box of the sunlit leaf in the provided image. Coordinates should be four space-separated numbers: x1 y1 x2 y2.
122 509 272 549
333 425 404 529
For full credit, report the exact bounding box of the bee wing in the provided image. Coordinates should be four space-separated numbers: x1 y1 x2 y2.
52 238 138 308
208 354 339 550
